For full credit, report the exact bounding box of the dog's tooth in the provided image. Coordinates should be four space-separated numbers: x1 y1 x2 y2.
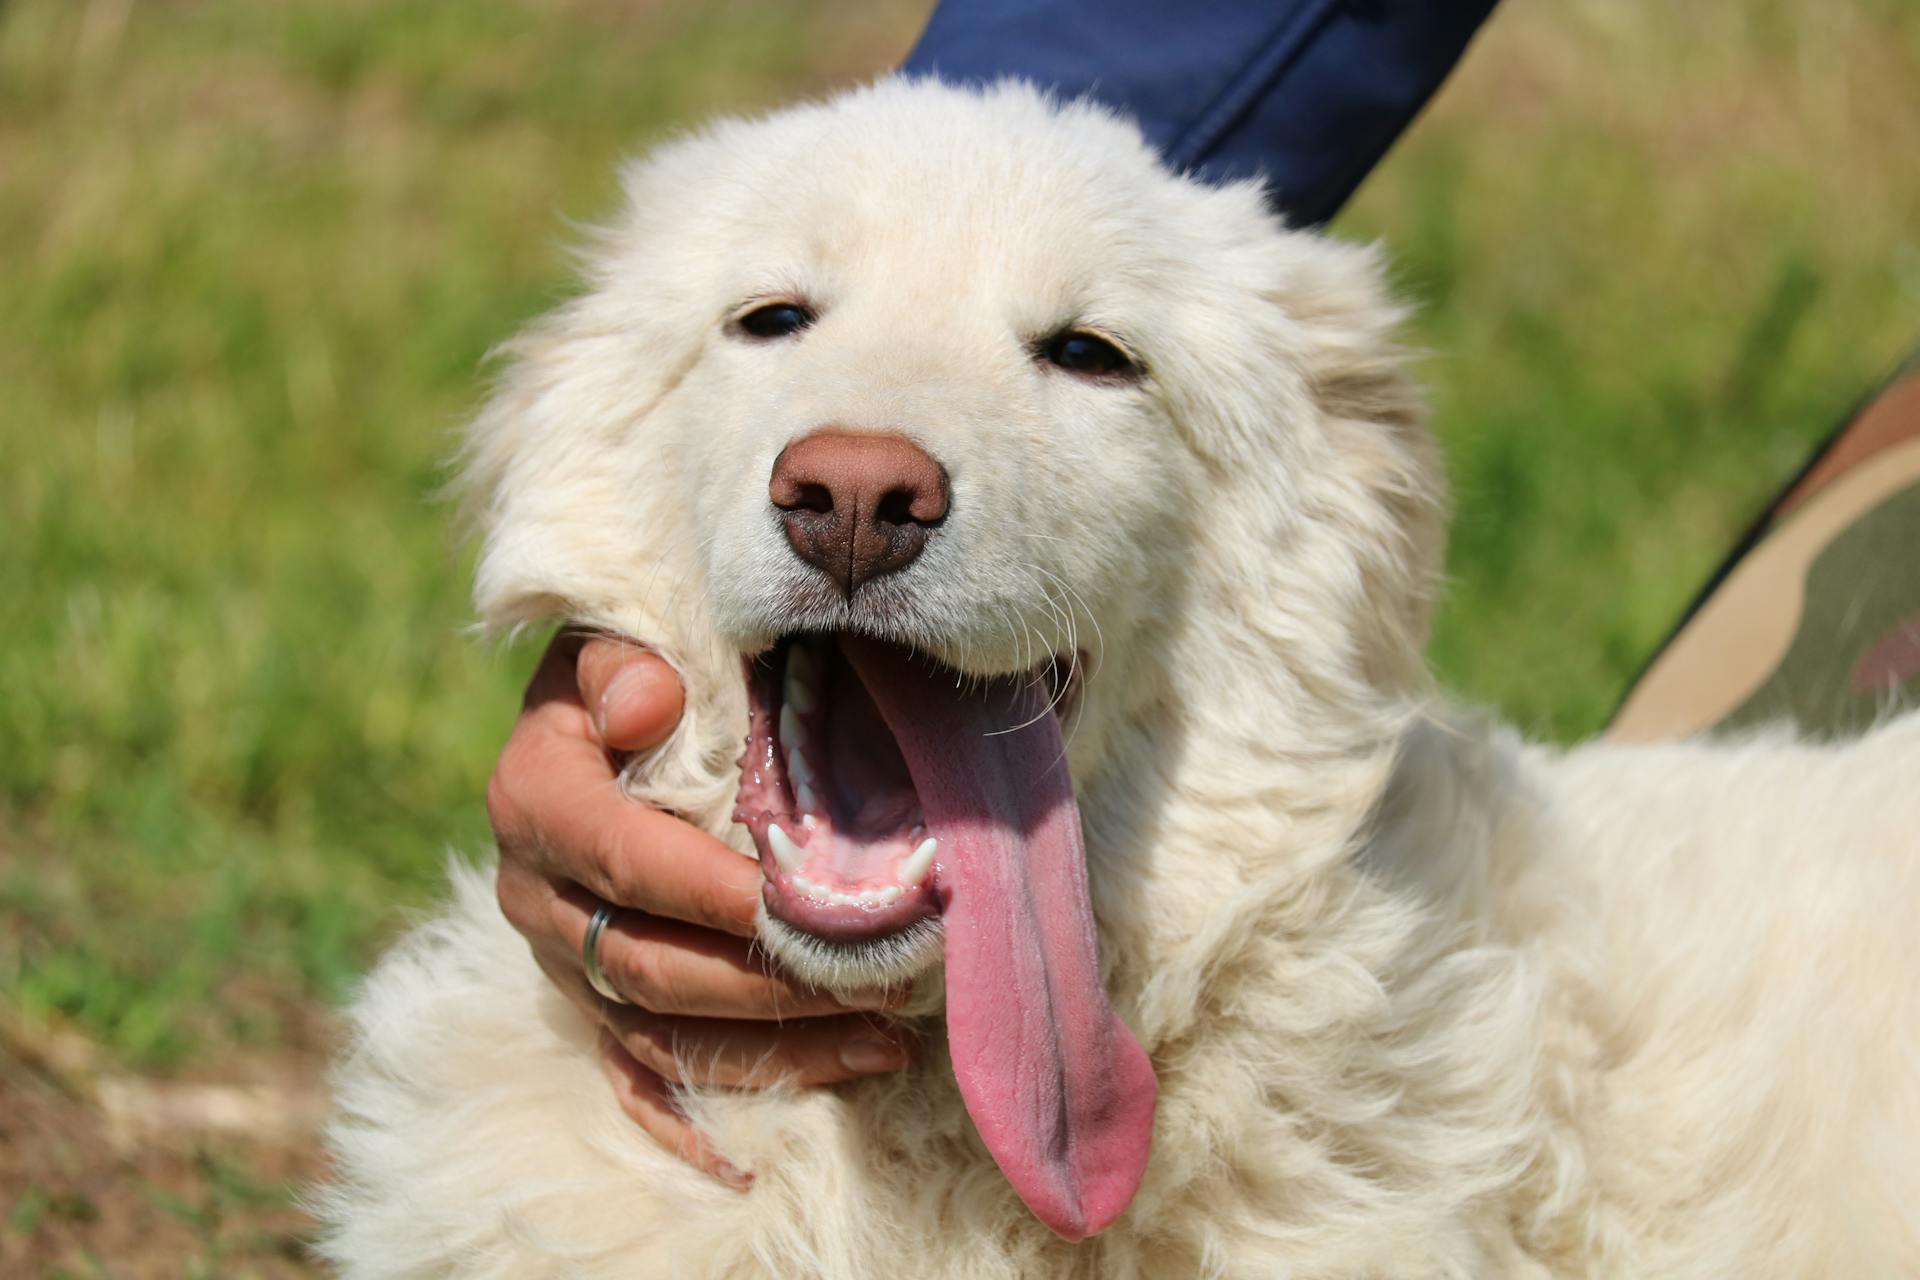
789 749 821 812
828 889 858 907
786 682 816 717
783 654 816 715
897 837 937 887
785 643 816 689
800 813 818 830
874 884 903 904
779 704 804 753
767 823 806 873
792 873 821 894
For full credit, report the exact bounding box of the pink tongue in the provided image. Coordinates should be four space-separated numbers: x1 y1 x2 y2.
841 638 1156 1240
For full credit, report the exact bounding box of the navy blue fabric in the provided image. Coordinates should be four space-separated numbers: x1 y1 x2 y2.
901 1 1499 226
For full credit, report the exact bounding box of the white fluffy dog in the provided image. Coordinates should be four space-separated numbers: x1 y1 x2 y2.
320 80 1920 1277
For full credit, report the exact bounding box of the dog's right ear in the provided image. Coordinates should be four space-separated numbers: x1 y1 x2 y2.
457 138 721 637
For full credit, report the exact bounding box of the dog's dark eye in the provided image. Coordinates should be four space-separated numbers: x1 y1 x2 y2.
735 302 815 340
1038 330 1139 379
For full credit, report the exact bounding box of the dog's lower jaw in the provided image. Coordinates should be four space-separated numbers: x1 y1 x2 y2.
756 904 947 1000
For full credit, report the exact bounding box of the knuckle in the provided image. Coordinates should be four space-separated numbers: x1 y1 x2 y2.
616 941 673 1013
669 863 742 937
484 745 531 842
590 826 654 912
494 863 536 932
483 767 513 836
683 877 725 931
541 885 578 946
574 636 624 700
617 1021 682 1084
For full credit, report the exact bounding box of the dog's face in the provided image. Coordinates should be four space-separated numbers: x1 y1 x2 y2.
466 80 1441 1238
676 131 1198 680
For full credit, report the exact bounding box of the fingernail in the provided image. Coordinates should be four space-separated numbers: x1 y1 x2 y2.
596 665 648 738
840 1034 907 1074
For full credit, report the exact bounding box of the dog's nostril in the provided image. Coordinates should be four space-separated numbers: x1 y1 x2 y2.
782 481 835 515
768 429 950 596
875 485 930 527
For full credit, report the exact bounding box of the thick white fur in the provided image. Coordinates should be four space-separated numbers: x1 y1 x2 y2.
319 80 1920 1277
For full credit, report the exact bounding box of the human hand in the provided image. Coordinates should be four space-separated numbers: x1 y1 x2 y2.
488 632 913 1187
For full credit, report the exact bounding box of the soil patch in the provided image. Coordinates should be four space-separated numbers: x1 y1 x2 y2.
1 1007 333 1278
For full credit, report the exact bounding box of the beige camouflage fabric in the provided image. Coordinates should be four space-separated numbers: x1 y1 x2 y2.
1613 352 1920 742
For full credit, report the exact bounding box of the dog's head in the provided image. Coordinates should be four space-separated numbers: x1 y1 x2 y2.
465 79 1442 1238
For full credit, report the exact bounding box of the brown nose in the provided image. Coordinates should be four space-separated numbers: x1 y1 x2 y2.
768 430 949 596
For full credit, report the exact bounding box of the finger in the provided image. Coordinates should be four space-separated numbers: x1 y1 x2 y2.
576 640 685 753
548 880 897 1018
495 631 761 934
602 1004 915 1089
520 629 593 715
516 631 683 752
491 723 765 937
596 1029 752 1190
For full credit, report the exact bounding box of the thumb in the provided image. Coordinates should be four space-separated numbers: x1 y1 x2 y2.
577 638 686 752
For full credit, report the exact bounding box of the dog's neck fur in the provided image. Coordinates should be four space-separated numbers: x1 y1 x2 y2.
1091 646 1583 1269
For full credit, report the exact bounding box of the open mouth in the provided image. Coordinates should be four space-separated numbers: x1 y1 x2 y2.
734 635 1077 948
731 631 1156 1242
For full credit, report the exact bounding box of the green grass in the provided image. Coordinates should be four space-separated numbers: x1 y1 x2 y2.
1 0 1916 1070
1344 3 1920 735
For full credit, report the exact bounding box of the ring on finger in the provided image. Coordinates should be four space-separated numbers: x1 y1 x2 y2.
583 902 629 1005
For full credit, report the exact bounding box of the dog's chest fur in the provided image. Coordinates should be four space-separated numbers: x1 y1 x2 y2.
323 700 1920 1279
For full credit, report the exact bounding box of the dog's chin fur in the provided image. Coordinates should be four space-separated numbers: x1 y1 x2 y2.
755 911 946 997
320 79 1920 1279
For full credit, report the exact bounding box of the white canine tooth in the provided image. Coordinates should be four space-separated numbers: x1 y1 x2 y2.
766 824 805 873
896 837 937 888
778 705 804 753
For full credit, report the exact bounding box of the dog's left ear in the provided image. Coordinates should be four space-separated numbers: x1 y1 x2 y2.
1171 215 1446 692
458 139 722 637
1276 234 1448 690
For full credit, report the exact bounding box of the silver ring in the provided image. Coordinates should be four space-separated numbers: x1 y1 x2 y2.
582 903 628 1004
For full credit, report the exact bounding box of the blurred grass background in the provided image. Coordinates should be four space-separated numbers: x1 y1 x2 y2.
0 0 1915 1270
